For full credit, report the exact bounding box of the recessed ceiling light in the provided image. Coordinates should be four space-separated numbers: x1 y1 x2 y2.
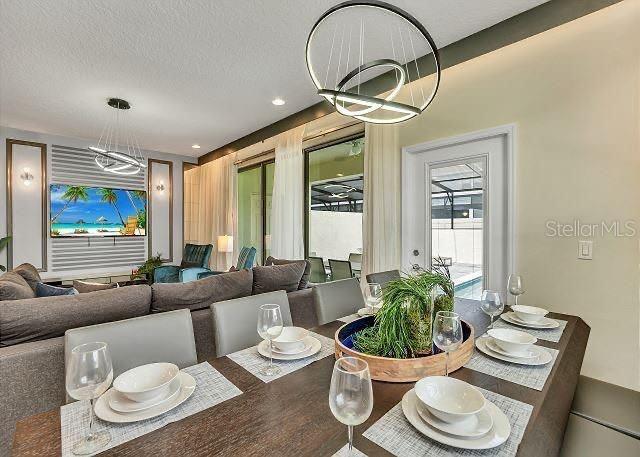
192 144 201 149
272 98 285 106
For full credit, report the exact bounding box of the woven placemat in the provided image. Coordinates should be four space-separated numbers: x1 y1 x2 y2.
60 362 242 457
363 387 533 457
337 314 361 324
227 331 335 383
495 316 568 343
465 337 559 390
332 444 367 456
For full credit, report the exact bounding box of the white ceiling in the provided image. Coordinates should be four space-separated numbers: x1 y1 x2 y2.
0 0 548 157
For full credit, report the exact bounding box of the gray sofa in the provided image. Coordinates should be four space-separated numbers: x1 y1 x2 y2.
0 261 318 455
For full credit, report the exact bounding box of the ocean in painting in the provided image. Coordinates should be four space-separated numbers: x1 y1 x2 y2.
50 185 147 237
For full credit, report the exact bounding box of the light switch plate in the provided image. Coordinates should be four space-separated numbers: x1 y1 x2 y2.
578 240 593 260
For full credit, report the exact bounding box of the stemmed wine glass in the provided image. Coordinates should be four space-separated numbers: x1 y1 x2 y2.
257 303 283 377
480 290 504 330
329 357 373 454
364 283 382 314
66 342 113 455
433 311 463 377
508 274 525 305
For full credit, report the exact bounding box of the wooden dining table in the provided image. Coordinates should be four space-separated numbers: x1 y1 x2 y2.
12 299 589 456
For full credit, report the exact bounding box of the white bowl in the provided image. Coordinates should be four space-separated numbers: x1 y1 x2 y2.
272 326 309 353
113 362 180 402
487 328 537 355
511 305 548 323
414 376 486 423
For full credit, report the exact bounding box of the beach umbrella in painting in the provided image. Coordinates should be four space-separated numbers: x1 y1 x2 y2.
96 216 108 225
76 219 86 226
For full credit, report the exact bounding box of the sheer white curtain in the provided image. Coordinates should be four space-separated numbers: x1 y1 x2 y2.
362 123 402 280
271 125 306 259
191 153 238 271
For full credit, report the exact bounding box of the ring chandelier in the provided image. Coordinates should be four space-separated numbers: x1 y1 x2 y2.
306 1 441 124
88 98 146 176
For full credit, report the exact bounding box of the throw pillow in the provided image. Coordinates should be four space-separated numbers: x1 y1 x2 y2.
73 280 117 293
35 282 78 297
265 256 311 289
151 268 253 312
0 271 36 300
252 262 306 295
13 263 42 292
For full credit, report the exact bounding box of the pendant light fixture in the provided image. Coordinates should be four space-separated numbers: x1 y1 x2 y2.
89 98 146 175
306 1 441 124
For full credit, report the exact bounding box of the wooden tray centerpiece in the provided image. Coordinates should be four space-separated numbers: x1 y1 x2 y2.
334 263 474 382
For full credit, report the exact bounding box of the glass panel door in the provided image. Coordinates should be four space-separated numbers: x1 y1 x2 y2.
237 166 263 265
429 158 485 299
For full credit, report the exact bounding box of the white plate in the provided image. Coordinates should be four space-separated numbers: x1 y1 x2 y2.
501 312 559 329
416 399 493 438
402 389 510 450
485 338 538 360
257 336 321 360
476 337 553 366
109 375 181 413
271 340 311 355
95 372 195 423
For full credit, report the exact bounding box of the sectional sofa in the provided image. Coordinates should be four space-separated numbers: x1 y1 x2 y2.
0 260 317 455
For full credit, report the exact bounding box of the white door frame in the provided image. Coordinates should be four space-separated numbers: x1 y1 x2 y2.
401 124 517 286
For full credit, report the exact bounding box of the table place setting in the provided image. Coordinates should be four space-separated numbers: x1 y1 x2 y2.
362 379 533 457
61 342 242 457
496 307 568 343
227 304 335 382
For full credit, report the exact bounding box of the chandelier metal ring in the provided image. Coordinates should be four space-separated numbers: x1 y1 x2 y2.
306 0 441 124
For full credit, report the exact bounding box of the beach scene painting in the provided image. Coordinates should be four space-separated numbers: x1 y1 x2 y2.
50 185 147 237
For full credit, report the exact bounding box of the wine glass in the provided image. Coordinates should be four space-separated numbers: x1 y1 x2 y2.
433 311 463 376
480 290 504 330
508 274 524 305
364 283 382 314
329 357 373 454
257 303 283 376
66 342 113 455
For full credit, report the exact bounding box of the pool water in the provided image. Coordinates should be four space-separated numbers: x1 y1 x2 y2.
454 276 483 300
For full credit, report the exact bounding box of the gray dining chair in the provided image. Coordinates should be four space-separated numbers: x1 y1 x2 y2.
64 309 197 393
328 259 354 281
210 290 293 357
308 256 327 283
366 269 401 289
312 278 365 325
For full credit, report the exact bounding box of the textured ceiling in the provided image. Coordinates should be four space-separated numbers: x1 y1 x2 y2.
0 0 548 157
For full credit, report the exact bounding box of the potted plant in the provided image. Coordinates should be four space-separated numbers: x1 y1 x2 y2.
353 267 454 358
131 254 163 281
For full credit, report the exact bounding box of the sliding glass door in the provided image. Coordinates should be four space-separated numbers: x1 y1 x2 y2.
304 136 364 271
237 161 274 265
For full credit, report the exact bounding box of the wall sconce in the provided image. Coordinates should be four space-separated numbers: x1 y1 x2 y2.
20 168 34 186
155 181 165 192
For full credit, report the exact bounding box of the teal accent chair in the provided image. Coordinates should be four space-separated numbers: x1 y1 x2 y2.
196 246 257 280
152 243 213 283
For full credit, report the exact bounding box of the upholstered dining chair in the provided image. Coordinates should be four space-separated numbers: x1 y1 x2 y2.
308 256 327 284
365 269 401 289
152 243 213 283
312 278 365 325
64 310 197 396
328 259 354 281
210 290 293 357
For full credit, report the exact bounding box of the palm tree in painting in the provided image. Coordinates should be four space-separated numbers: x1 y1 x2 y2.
133 190 147 209
50 186 89 222
98 188 126 227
